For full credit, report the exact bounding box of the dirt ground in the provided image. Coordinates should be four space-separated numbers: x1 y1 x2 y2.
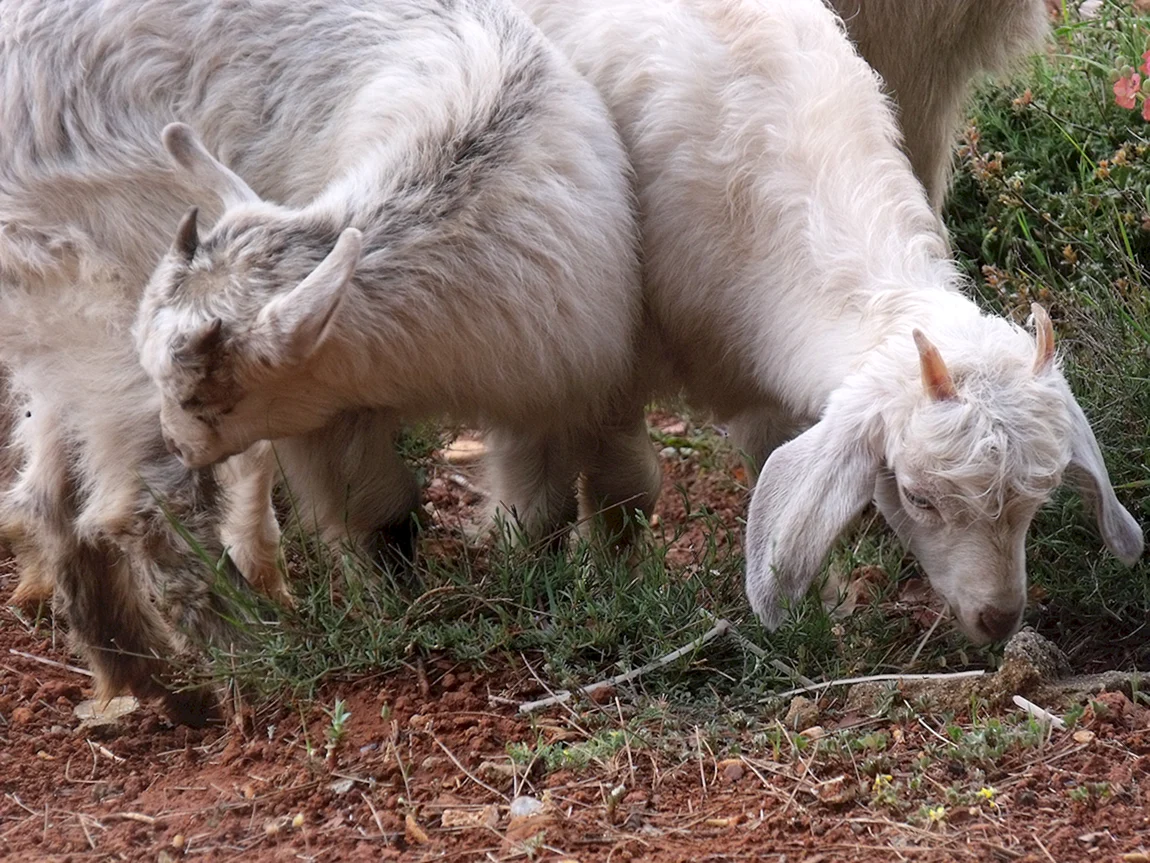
1 417 1148 862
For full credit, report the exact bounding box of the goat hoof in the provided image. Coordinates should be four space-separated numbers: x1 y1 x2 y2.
160 687 222 728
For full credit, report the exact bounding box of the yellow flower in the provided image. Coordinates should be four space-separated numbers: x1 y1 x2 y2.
978 786 998 808
927 805 946 824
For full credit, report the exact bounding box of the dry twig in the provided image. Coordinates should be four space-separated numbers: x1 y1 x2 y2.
769 669 985 701
519 619 731 713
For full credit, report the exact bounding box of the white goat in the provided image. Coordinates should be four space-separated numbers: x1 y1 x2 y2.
831 0 1050 209
131 1 658 548
1 0 655 720
517 0 1143 643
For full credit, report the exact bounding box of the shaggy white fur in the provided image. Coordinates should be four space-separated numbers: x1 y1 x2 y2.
517 0 1143 644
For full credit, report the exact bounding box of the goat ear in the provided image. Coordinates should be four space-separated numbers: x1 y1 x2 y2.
1064 395 1144 565
162 123 260 208
1031 303 1055 374
256 228 363 363
912 329 958 401
744 402 880 628
173 207 199 263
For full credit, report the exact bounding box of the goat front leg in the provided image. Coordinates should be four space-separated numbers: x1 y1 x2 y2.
273 409 422 573
216 442 287 604
41 442 223 726
54 529 220 726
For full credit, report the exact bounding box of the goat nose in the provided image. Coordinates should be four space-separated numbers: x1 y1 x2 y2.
162 432 183 461
978 607 1022 643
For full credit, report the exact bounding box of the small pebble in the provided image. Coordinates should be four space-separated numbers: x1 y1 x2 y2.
509 795 545 818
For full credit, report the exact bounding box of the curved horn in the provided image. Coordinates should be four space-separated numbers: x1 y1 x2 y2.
912 329 958 401
1032 302 1055 374
173 206 199 262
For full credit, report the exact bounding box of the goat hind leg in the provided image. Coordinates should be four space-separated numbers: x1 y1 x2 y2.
485 427 580 550
577 408 662 548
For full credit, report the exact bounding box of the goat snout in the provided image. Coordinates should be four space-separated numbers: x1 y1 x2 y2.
977 606 1023 643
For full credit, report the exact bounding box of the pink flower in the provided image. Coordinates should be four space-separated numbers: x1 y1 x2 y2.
1114 72 1141 110
1141 50 1150 77
1143 98 1150 122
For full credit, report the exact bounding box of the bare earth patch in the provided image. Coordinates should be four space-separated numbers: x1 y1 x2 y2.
1 416 1148 862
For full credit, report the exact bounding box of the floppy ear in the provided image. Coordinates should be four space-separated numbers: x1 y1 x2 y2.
1064 395 1143 565
744 401 881 628
162 123 260 208
255 228 363 364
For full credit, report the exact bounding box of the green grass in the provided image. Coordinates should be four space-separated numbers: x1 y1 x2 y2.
203 3 1148 718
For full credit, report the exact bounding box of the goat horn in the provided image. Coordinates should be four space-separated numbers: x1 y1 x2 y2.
1032 302 1055 374
174 206 199 263
912 329 958 402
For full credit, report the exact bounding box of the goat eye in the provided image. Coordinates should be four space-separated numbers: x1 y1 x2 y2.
903 490 935 511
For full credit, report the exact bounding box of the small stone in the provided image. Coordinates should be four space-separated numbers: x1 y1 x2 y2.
818 775 854 806
265 821 281 838
329 778 355 795
1121 854 1150 863
478 761 516 781
799 725 825 740
441 805 499 829
588 685 615 705
509 795 545 818
1072 729 1095 744
719 759 744 783
501 814 553 855
73 695 139 730
784 696 819 731
1001 628 1070 693
292 813 305 829
171 834 186 850
11 707 34 725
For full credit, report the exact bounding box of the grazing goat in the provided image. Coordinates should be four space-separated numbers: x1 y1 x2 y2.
132 1 656 546
1 0 654 720
517 0 1143 644
0 297 255 724
831 0 1050 210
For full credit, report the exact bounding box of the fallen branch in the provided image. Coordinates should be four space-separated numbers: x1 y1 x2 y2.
769 669 986 701
519 619 731 713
